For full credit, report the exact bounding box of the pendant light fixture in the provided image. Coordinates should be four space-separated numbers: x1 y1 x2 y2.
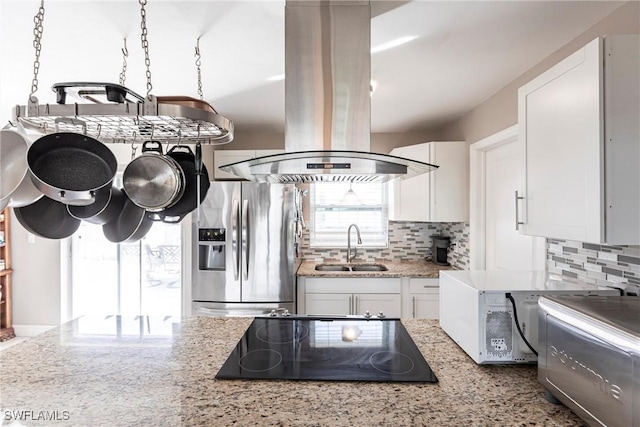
341 182 362 205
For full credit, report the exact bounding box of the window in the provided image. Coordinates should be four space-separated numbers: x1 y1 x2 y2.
310 182 388 247
69 221 182 318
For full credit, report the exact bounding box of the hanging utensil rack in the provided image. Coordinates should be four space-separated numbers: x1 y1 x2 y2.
12 96 234 144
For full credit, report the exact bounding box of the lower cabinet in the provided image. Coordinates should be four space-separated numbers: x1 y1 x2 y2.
305 293 401 317
300 277 402 318
298 276 440 318
403 278 440 319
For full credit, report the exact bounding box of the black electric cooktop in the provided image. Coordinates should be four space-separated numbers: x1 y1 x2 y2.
215 316 438 383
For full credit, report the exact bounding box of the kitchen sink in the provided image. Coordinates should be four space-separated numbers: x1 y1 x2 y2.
350 264 388 272
314 264 351 272
314 263 388 272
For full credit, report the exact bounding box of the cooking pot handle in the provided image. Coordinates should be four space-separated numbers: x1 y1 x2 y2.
147 212 187 224
57 189 95 205
141 140 163 154
160 214 186 224
54 117 87 134
195 142 203 174
167 145 194 155
52 82 145 105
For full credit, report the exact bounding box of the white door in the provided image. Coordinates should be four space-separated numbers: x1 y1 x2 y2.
470 125 545 271
485 141 537 270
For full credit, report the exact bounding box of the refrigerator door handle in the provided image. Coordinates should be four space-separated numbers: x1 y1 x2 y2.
242 199 249 281
232 199 240 281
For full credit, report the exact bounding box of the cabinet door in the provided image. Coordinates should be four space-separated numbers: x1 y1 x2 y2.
354 294 401 318
389 142 468 222
430 141 468 222
518 38 603 242
305 293 352 315
411 292 439 319
388 144 431 221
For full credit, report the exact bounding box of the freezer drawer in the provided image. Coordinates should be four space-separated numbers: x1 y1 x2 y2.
538 296 640 427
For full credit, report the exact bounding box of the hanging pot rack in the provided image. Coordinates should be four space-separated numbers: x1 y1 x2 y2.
12 93 234 144
12 0 234 145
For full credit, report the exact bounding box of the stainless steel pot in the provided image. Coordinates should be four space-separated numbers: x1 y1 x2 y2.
0 127 44 210
27 132 118 206
122 141 185 211
149 144 210 223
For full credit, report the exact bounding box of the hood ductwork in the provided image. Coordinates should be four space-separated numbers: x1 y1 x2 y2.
219 0 437 183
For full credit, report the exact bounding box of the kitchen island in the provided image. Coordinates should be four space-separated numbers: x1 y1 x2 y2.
0 316 585 426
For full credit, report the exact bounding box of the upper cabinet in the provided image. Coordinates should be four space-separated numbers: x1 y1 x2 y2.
388 141 468 222
518 35 640 244
213 149 284 180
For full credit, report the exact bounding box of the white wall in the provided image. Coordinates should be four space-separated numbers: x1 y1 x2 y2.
10 209 62 331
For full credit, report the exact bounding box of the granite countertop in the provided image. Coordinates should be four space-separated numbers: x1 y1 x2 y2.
0 316 586 426
296 259 452 278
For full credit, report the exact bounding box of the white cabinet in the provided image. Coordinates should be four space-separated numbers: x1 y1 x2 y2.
388 141 468 222
300 277 402 317
213 149 284 180
305 293 352 315
402 278 439 319
518 35 639 244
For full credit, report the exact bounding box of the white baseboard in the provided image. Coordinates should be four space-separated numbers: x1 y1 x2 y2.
12 324 56 337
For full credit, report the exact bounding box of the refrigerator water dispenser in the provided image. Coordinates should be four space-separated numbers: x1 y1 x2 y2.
198 228 226 271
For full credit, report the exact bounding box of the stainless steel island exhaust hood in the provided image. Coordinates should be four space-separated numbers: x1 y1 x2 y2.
220 0 437 183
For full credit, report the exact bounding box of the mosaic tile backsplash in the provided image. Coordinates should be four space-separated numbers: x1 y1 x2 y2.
300 221 470 270
546 239 640 296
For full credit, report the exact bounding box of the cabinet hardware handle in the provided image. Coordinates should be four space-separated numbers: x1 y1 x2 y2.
412 296 416 318
349 296 353 315
515 191 525 230
354 295 359 315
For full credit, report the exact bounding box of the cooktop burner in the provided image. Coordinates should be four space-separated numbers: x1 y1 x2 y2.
216 317 438 383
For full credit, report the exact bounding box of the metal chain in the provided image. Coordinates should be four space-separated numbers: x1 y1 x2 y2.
119 38 128 86
139 0 152 95
29 0 46 99
195 37 203 100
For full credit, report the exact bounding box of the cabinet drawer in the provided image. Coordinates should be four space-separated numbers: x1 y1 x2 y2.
306 278 401 294
409 278 439 294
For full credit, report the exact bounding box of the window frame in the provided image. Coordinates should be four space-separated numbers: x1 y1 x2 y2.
309 182 389 248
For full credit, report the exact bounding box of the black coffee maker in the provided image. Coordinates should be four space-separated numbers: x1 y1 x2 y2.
430 235 451 266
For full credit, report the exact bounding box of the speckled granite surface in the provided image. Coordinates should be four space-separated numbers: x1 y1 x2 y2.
297 260 452 278
0 316 586 427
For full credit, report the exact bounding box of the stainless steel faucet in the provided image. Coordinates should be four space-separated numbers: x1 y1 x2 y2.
346 224 362 263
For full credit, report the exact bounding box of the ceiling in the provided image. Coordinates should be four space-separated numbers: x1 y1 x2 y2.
0 1 626 134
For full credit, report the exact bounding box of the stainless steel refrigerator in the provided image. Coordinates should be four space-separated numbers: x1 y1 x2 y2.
192 182 297 316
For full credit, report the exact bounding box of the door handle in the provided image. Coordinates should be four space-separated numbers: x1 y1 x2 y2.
515 191 525 230
242 199 249 281
232 199 240 281
412 296 416 318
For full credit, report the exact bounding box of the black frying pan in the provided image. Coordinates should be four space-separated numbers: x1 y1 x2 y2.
102 190 154 243
67 186 126 225
14 196 81 239
27 132 117 206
